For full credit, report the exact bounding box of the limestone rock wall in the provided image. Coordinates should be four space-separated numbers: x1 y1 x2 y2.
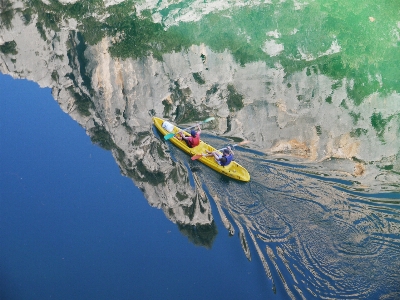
1 1 399 195
0 7 214 227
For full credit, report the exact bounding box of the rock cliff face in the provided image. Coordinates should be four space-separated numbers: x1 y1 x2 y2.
81 38 400 180
0 4 216 235
1 0 399 203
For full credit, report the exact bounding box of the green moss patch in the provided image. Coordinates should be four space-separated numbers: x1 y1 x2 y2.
226 84 244 112
0 40 17 55
192 72 205 85
350 128 368 137
89 123 115 150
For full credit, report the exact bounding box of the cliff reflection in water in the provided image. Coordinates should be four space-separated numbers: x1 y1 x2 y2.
1 0 400 298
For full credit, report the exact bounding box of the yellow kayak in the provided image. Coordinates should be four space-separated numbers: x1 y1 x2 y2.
153 117 250 182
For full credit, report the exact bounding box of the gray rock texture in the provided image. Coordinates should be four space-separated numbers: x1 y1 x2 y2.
1 0 399 202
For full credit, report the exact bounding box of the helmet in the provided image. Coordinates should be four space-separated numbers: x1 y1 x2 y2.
191 130 196 137
223 148 230 155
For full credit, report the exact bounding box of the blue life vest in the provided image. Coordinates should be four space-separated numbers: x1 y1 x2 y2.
221 154 233 166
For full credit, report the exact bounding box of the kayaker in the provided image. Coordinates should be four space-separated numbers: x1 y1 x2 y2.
178 124 201 148
205 146 234 166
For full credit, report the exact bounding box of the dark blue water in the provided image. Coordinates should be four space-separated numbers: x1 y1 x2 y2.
0 74 272 299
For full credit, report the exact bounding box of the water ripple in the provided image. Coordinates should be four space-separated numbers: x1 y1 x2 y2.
194 150 400 299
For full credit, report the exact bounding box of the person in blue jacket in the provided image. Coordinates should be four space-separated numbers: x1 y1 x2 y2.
206 146 234 166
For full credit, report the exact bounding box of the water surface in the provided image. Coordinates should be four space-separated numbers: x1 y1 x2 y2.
0 74 276 299
1 0 400 299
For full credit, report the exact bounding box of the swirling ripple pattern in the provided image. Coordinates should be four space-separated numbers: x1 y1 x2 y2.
190 142 400 299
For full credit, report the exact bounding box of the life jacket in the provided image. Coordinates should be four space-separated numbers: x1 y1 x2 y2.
187 133 200 147
221 154 233 166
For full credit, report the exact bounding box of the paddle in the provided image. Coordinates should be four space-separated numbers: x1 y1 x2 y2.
164 117 215 140
191 140 250 160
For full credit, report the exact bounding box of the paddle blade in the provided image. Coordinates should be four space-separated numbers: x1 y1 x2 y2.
203 117 215 123
164 132 176 140
191 154 203 160
218 141 250 151
237 140 250 146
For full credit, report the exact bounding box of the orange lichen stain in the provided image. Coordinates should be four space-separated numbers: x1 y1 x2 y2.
338 134 360 158
354 163 366 176
326 133 360 160
270 139 310 158
115 67 124 89
164 95 173 104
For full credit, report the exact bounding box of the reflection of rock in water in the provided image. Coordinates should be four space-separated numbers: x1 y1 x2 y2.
194 146 400 299
1 17 217 246
1 4 399 191
1 3 400 296
177 222 218 249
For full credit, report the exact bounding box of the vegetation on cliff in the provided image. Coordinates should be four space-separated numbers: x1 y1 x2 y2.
4 0 395 107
